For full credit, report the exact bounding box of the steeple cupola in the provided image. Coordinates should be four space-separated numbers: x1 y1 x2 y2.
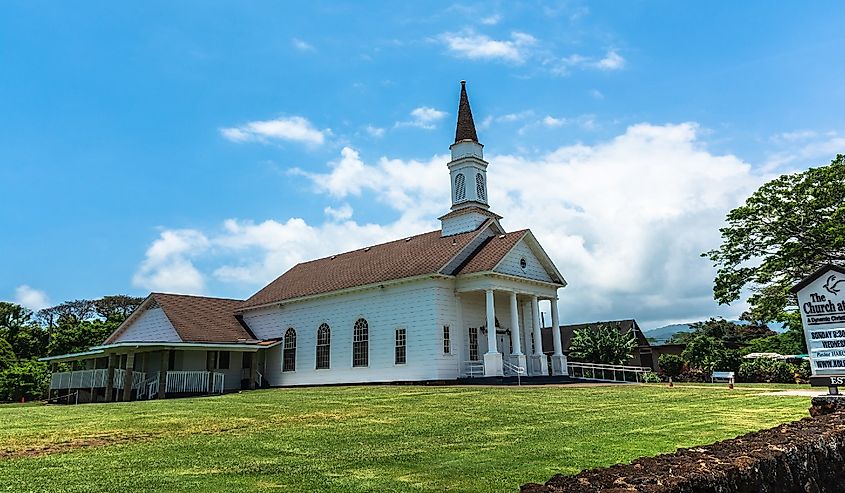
440 81 502 237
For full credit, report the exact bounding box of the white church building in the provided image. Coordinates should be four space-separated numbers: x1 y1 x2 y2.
43 82 570 402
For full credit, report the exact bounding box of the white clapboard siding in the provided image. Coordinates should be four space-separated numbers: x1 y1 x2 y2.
113 307 181 343
243 278 459 386
494 238 554 283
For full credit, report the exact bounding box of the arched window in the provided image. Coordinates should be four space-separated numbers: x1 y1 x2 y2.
353 318 369 367
316 323 331 370
283 328 296 372
475 173 486 201
454 173 466 201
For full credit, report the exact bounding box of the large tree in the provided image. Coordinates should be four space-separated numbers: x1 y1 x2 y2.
703 154 845 324
568 324 636 365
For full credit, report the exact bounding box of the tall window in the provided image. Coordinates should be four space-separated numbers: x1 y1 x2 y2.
395 328 407 365
454 173 466 201
468 328 479 361
283 328 296 372
353 318 369 367
213 351 230 370
316 323 331 370
475 173 486 201
442 325 451 354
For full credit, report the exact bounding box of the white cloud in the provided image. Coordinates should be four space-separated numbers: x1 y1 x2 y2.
14 285 51 311
395 106 448 130
552 50 626 75
595 50 625 70
324 204 354 222
364 125 385 138
590 89 604 100
764 130 845 170
438 30 537 63
543 115 567 127
291 38 315 52
480 14 502 25
138 123 774 327
220 116 328 146
132 229 209 294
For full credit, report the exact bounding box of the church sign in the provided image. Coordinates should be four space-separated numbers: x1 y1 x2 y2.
791 264 845 388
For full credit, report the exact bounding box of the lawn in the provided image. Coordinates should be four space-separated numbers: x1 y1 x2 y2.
0 384 809 492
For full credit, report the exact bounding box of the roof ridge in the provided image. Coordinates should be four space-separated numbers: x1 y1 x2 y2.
293 228 458 266
152 292 244 303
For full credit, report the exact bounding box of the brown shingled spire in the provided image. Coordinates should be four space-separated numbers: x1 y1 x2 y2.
454 80 479 143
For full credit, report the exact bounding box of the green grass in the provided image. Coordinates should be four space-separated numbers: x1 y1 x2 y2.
0 384 809 492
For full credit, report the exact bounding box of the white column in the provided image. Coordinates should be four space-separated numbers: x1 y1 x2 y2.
550 295 567 376
509 292 527 373
531 296 549 376
483 289 503 376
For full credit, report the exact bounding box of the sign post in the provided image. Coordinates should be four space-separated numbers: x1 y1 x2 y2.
792 264 845 396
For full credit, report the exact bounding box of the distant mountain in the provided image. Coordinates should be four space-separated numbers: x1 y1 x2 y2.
644 320 785 345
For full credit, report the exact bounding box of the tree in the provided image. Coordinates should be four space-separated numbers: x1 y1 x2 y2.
47 319 116 357
703 154 845 324
94 295 144 323
568 324 636 365
0 360 49 401
681 334 740 372
658 354 685 378
0 339 16 371
0 302 47 360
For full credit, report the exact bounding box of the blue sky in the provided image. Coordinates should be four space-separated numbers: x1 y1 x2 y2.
2 1 844 328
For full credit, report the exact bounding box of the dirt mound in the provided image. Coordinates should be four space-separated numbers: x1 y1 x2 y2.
522 411 845 493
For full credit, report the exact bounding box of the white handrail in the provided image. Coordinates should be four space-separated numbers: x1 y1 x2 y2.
567 361 651 383
212 372 225 394
503 360 526 385
256 371 263 388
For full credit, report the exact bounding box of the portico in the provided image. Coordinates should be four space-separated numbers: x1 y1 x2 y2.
456 273 567 378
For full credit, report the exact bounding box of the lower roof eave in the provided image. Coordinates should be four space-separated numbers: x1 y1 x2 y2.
40 340 282 361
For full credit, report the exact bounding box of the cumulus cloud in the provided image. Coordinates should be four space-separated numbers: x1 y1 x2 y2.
764 130 845 170
136 122 774 327
395 107 448 130
221 116 328 146
14 285 51 310
438 30 537 63
133 229 209 294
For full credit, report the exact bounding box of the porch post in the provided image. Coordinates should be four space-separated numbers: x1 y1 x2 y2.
158 350 169 399
550 295 567 376
483 289 503 377
509 291 527 372
122 352 135 402
531 296 549 376
249 351 258 390
206 351 214 393
105 354 116 402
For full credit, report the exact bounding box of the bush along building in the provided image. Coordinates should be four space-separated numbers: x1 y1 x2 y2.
41 82 571 402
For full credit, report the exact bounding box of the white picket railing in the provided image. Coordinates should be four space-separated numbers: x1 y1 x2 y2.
463 361 485 378
165 371 225 394
49 369 145 390
567 362 652 383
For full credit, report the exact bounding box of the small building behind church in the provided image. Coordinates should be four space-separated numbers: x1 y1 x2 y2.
42 82 570 402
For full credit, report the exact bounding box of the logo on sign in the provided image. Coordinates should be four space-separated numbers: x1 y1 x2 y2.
825 274 845 295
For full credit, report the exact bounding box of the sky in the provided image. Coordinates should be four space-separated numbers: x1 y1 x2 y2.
2 1 844 329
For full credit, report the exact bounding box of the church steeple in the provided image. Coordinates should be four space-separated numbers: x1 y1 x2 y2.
440 81 501 237
455 80 478 143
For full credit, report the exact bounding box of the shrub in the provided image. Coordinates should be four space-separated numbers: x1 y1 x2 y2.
569 325 636 365
738 358 798 383
658 354 685 377
640 372 662 383
0 360 49 402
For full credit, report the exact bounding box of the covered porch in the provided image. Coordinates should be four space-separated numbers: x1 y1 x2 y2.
456 275 568 379
41 341 276 404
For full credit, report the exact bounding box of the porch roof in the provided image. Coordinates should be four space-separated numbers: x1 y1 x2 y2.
39 340 282 363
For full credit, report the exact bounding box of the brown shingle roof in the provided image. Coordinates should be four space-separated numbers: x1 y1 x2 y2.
455 80 479 143
455 230 528 275
241 227 485 309
105 293 252 344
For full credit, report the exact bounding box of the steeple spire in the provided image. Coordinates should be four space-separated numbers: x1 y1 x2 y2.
454 80 479 143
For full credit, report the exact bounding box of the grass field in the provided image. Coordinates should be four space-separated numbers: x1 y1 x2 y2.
0 384 810 492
